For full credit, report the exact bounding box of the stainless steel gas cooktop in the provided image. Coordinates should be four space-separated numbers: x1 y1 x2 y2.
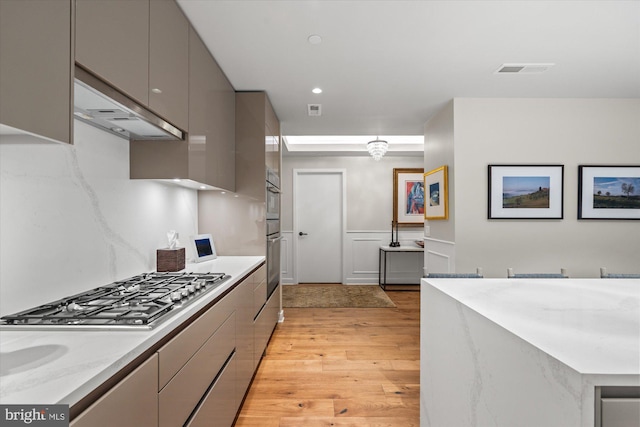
0 272 230 330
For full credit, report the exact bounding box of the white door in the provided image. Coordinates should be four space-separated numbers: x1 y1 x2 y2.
294 170 344 283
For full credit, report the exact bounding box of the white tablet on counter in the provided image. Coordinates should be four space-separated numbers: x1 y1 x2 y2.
190 234 217 262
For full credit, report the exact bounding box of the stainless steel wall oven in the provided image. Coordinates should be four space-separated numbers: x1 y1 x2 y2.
266 169 281 298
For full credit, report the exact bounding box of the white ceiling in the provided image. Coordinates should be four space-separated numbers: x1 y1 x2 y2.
176 0 640 154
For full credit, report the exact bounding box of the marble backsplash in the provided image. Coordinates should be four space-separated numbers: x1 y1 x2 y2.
0 120 198 316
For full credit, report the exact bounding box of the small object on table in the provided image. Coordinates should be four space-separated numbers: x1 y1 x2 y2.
415 240 424 248
389 220 401 247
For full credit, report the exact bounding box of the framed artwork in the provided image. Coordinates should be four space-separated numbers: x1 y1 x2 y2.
578 165 640 220
488 165 564 219
423 165 449 220
393 168 425 226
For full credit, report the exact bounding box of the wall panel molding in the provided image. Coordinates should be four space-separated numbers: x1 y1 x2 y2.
424 237 456 275
282 230 424 284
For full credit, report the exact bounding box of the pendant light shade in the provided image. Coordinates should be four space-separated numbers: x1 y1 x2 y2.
367 137 388 160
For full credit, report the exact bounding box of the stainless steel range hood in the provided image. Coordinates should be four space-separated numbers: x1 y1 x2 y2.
74 66 184 141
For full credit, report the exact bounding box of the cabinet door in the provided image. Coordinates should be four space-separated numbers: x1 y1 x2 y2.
75 0 149 105
149 0 189 131
188 28 235 190
235 92 267 200
232 271 256 404
265 97 281 175
602 398 640 427
187 357 237 427
0 0 72 144
70 354 158 427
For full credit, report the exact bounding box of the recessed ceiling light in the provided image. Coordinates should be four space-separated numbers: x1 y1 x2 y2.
312 88 322 94
199 185 206 190
173 178 181 183
307 34 322 45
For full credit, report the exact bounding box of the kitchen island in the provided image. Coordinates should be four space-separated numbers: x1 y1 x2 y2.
420 278 640 427
0 256 264 412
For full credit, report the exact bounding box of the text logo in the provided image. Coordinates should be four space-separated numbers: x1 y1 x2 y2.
0 405 68 426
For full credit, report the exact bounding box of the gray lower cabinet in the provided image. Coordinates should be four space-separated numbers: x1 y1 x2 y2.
187 357 237 427
70 263 274 427
254 284 280 368
233 268 259 405
159 314 236 427
0 0 72 144
70 354 159 427
601 398 640 427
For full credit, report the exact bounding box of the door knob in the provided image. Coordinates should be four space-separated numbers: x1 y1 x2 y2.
299 232 308 236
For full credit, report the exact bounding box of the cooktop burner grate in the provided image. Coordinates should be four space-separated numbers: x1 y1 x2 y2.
1 272 230 329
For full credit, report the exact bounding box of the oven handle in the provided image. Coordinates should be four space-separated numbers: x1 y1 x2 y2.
268 236 283 243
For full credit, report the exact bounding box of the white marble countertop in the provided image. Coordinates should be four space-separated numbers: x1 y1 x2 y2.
422 278 640 377
0 256 264 406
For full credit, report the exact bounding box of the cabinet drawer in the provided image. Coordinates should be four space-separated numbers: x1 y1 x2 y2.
253 265 266 287
71 354 158 427
187 356 237 427
158 292 235 389
159 312 236 427
253 279 267 318
602 398 640 427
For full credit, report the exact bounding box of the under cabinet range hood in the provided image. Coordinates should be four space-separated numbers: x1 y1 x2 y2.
74 66 184 141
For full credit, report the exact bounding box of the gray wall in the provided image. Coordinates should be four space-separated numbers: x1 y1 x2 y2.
281 155 424 232
425 98 640 278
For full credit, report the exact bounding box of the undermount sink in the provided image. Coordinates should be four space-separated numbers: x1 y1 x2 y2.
1 344 68 377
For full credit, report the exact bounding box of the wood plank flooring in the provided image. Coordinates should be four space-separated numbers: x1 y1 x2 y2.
234 290 420 427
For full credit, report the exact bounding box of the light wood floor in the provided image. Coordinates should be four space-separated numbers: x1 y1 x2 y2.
234 290 420 427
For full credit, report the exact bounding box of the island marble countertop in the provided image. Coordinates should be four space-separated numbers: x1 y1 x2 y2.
422 278 640 377
0 256 264 407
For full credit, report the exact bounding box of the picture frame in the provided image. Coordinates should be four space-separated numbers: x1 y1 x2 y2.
423 165 449 220
393 168 425 226
488 165 564 219
578 165 640 220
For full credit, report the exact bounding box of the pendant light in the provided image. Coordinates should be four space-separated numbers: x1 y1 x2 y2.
367 136 388 160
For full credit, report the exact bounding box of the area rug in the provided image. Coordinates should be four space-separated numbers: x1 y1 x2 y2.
282 285 396 308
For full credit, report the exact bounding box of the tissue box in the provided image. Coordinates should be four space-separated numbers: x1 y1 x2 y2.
157 247 185 272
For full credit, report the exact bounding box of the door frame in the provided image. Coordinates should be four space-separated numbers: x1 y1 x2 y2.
292 169 347 284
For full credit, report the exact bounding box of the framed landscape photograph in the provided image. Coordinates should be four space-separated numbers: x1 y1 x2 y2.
488 165 564 219
393 168 425 226
578 165 640 220
423 165 448 220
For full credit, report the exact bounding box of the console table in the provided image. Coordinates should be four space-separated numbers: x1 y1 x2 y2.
378 245 424 290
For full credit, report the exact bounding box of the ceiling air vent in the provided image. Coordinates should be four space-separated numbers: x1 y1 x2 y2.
495 63 554 74
307 104 322 116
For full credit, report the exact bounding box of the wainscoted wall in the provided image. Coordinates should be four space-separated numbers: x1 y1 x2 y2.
423 237 456 276
0 120 198 316
281 230 423 284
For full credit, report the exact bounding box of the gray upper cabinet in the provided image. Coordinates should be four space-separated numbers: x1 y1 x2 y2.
0 0 73 144
188 27 236 191
236 92 281 200
265 104 281 176
75 0 150 106
131 26 235 191
149 0 189 131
